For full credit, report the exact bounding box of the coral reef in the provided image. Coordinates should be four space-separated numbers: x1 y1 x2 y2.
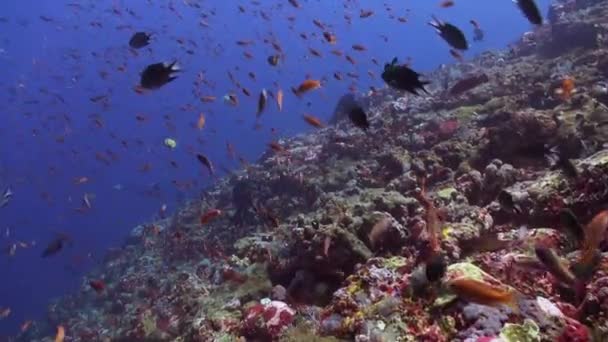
16 0 608 341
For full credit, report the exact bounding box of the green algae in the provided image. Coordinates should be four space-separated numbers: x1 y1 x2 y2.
438 315 457 336
499 319 541 342
141 310 156 337
446 262 487 280
436 187 457 200
453 105 482 122
433 262 493 307
380 256 408 270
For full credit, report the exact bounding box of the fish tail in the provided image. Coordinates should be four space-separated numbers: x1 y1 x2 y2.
428 15 441 29
507 291 521 314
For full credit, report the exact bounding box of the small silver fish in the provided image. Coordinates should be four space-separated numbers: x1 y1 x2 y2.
0 187 13 208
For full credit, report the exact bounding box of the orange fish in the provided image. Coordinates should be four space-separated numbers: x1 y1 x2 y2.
440 0 455 8
448 278 519 312
572 209 608 278
555 77 576 100
201 208 222 225
302 114 324 128
294 79 321 96
201 96 216 103
197 113 206 130
276 89 284 111
55 325 65 342
352 44 366 51
414 177 443 253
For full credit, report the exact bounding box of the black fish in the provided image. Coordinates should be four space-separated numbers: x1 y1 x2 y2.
42 236 68 257
515 0 543 25
559 209 585 246
196 153 215 175
129 32 151 49
429 16 468 50
425 253 447 282
140 62 180 89
257 89 267 118
382 57 429 95
335 94 370 130
497 190 522 215
267 55 280 66
348 105 369 131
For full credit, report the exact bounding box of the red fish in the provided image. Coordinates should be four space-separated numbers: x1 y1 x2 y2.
89 279 106 293
201 209 222 225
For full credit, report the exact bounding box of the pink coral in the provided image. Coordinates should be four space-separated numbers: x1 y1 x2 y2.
557 320 590 342
438 119 460 139
242 301 295 339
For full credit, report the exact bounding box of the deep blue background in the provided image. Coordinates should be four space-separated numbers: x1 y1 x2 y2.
0 0 550 336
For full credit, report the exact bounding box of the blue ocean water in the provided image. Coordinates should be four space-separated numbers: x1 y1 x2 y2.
0 0 549 337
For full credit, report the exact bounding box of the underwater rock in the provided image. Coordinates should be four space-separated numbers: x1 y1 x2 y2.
539 22 600 58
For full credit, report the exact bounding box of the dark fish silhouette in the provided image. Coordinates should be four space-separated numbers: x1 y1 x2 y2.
267 55 280 66
497 190 522 215
257 89 268 118
382 57 429 95
429 16 468 50
515 0 543 25
140 62 180 89
348 105 370 131
129 32 151 49
559 209 585 246
196 153 215 175
425 253 447 282
41 236 69 257
334 94 370 130
545 145 578 178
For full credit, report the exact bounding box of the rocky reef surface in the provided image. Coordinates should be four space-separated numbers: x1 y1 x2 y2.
17 0 608 341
